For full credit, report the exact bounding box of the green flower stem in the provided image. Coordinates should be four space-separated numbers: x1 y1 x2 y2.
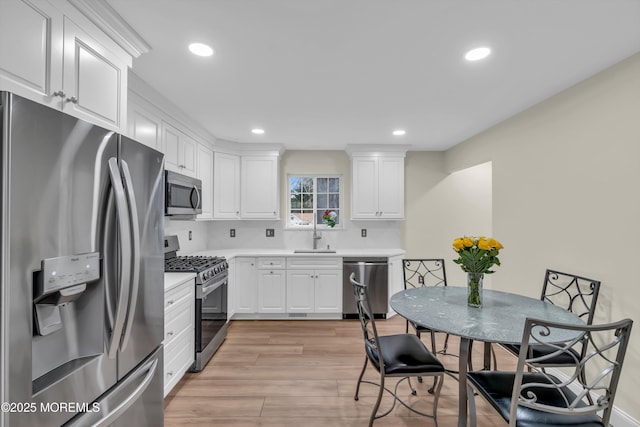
467 272 483 307
468 281 481 307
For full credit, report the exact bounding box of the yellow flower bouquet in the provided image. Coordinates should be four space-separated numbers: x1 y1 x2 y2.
452 236 503 307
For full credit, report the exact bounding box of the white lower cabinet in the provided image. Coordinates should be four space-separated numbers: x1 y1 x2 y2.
286 270 315 312
231 256 342 318
258 269 286 313
314 269 343 313
234 257 257 314
286 257 342 314
163 277 195 397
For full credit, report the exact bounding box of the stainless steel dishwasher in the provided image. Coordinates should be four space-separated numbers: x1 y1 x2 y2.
343 257 388 319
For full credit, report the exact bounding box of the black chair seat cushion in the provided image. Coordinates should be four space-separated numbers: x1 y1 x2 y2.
467 371 603 427
366 334 444 376
503 344 581 365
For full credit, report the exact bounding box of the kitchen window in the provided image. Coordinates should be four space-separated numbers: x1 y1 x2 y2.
288 175 342 229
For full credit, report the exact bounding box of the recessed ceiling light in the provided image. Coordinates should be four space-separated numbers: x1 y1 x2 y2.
392 130 406 136
188 43 214 57
251 128 265 135
465 47 491 61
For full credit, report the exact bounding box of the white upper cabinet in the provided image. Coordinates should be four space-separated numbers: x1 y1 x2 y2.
0 0 63 105
162 121 197 177
214 152 280 220
196 144 214 219
351 153 405 219
0 0 130 131
128 99 162 150
213 152 241 219
241 155 279 219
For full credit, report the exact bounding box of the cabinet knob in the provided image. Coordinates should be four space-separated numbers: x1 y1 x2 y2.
65 96 78 104
167 331 174 336
53 90 66 98
167 300 174 305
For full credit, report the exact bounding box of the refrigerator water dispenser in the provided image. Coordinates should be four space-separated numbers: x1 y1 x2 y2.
33 253 100 336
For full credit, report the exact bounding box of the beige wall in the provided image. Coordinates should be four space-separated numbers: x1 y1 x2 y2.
403 155 492 286
440 52 640 421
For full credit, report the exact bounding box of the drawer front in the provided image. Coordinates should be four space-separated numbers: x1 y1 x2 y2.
287 257 342 269
258 257 286 269
164 328 193 396
164 300 192 344
165 281 193 313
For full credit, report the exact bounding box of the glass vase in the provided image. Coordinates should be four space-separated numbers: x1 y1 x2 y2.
467 272 484 308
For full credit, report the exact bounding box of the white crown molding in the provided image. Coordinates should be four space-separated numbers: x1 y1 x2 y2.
68 0 151 58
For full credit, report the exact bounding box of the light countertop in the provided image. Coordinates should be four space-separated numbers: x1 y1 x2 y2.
164 272 196 292
190 248 405 259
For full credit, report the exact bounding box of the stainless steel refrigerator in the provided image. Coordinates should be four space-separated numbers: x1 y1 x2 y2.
0 92 164 426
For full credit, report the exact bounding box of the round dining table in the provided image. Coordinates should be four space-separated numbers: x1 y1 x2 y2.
389 286 585 427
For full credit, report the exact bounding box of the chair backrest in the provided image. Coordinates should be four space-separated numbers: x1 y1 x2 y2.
402 259 447 290
349 272 384 370
541 270 601 324
511 317 633 427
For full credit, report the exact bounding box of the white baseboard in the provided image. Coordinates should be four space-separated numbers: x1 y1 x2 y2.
547 368 639 427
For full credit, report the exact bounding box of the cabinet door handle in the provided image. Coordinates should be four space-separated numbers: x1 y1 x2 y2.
167 300 174 306
167 331 174 336
53 90 66 98
167 371 174 377
65 96 78 104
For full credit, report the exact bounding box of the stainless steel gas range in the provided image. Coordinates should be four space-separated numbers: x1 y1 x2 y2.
164 235 228 372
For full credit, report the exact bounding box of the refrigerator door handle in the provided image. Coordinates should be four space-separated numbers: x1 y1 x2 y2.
119 159 141 351
63 353 159 427
107 157 132 359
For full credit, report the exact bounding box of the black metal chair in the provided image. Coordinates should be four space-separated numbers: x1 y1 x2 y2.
467 317 633 427
349 272 445 427
501 270 601 388
402 259 450 354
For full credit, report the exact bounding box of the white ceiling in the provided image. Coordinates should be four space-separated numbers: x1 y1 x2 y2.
107 0 640 151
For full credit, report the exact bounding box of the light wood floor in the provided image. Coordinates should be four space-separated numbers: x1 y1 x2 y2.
164 316 517 426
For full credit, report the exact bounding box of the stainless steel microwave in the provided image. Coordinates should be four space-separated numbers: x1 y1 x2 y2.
165 170 202 218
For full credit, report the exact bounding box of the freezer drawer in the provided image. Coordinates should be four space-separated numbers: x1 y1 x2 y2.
343 258 388 319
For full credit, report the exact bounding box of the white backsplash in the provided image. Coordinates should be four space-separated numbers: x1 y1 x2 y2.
163 218 210 254
205 219 402 251
164 217 402 254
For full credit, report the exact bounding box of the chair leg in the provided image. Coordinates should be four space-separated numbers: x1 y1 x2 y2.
431 375 444 427
442 333 450 354
354 357 368 401
369 373 385 427
467 383 477 427
416 329 423 383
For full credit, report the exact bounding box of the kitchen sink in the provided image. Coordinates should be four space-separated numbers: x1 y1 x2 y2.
293 249 337 254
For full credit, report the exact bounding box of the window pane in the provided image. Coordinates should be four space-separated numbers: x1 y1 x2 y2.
290 177 302 193
328 194 339 208
317 194 327 209
328 178 340 192
317 178 327 192
302 194 313 208
301 177 313 192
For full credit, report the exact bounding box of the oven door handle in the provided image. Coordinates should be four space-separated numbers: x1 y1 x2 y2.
200 277 227 299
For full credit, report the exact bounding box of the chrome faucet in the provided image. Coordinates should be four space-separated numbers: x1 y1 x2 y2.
312 212 321 250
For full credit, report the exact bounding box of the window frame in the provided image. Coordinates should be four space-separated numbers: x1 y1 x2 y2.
287 174 343 230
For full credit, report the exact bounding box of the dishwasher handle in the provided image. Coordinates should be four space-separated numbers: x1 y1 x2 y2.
343 257 388 264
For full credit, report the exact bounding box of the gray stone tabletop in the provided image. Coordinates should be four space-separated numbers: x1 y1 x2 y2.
390 286 585 344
